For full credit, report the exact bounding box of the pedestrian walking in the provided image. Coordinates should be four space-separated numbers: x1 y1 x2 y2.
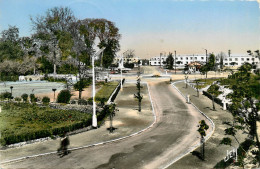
57 133 70 157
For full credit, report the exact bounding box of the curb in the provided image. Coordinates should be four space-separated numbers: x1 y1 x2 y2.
1 82 156 165
161 80 215 169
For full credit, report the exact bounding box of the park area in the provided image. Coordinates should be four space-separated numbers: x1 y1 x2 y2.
0 80 120 146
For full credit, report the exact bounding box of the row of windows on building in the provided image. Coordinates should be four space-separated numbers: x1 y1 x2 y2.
150 56 205 61
150 57 257 62
115 58 139 62
150 61 259 65
217 58 256 61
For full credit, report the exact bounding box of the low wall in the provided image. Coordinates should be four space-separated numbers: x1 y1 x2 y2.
107 78 125 103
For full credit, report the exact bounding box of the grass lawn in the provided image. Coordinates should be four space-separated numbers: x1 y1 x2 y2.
95 81 119 102
191 78 223 89
0 102 92 146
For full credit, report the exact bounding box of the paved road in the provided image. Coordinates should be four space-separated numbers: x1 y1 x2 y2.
4 81 209 169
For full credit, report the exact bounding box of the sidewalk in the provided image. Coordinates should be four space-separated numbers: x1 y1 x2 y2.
168 81 246 169
0 83 154 164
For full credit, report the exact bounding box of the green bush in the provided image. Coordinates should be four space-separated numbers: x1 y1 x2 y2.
57 90 71 104
30 94 36 103
88 97 93 104
78 99 88 105
14 97 22 102
42 96 50 105
0 92 12 100
21 93 28 102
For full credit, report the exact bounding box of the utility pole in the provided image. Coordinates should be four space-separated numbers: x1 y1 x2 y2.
119 54 124 91
160 53 162 68
205 49 208 63
175 50 176 74
228 50 231 58
92 47 106 128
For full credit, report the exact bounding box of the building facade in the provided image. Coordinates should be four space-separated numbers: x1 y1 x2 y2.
113 55 142 67
149 53 259 68
149 54 206 66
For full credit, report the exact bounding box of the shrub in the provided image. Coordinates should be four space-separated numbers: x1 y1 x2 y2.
21 93 28 102
78 99 88 105
70 100 77 104
42 96 50 105
57 90 71 104
14 97 22 102
30 94 36 103
0 92 12 100
88 98 93 105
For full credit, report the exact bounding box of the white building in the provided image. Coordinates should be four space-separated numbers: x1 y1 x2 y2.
216 54 259 67
149 54 206 66
113 55 142 67
149 53 259 68
149 55 167 66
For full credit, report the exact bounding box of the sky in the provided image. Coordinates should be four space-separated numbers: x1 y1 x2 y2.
0 0 259 58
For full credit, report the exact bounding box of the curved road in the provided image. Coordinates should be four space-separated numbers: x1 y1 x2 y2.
3 80 210 169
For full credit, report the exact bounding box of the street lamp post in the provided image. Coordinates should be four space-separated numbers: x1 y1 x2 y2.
92 47 106 128
174 50 177 74
119 53 125 91
10 86 13 99
203 48 208 63
52 88 56 102
160 53 162 68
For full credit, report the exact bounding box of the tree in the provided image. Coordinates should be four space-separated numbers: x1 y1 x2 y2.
1 25 19 42
134 65 143 112
73 79 91 99
194 79 200 97
57 89 72 104
207 84 222 111
200 53 215 79
184 64 189 73
220 64 260 163
247 50 260 71
217 52 226 70
93 19 121 68
197 120 209 160
208 53 216 71
21 93 28 102
105 103 118 133
134 78 143 112
0 26 24 62
166 53 174 69
200 64 210 79
69 20 90 98
31 7 76 75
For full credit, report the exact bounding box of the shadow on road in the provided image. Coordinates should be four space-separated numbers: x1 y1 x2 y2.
191 151 203 161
